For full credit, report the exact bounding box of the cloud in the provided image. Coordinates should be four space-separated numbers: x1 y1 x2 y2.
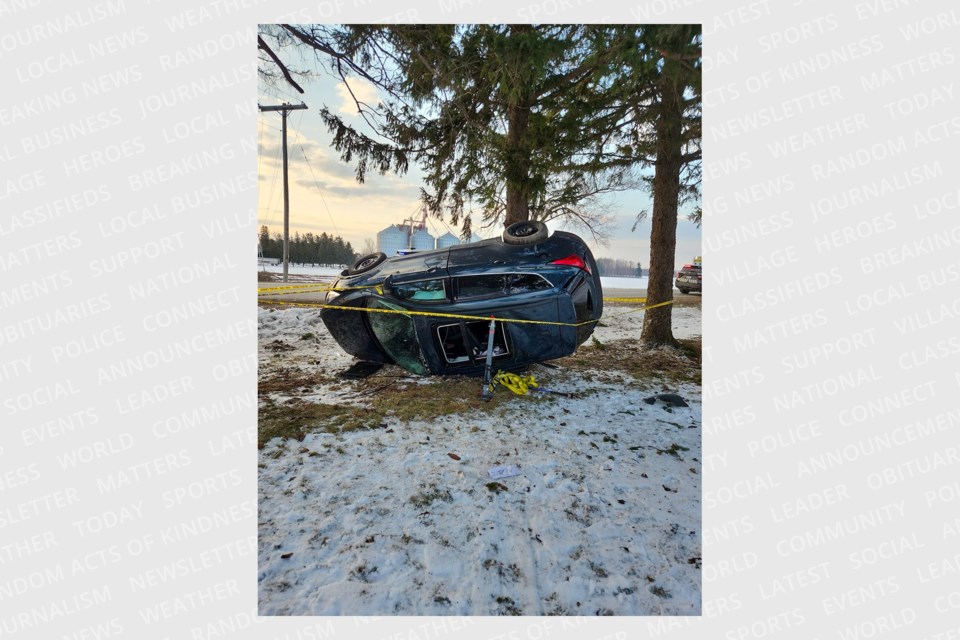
335 81 380 116
259 135 358 184
293 177 418 200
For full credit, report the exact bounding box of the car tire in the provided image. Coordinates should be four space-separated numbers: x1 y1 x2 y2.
502 220 548 245
678 288 689 294
348 252 387 275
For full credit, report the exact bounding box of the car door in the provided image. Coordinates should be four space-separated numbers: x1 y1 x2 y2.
447 273 567 368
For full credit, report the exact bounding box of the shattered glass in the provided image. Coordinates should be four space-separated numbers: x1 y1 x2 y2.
392 279 446 302
367 299 429 375
457 273 551 299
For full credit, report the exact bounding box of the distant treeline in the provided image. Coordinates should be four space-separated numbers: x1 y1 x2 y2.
259 226 355 266
595 257 643 277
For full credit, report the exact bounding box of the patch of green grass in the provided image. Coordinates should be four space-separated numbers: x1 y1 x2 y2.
258 400 373 448
557 337 701 384
258 368 334 395
259 372 520 447
378 376 512 421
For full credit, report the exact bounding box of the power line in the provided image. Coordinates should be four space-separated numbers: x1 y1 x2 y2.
296 140 341 239
260 118 284 229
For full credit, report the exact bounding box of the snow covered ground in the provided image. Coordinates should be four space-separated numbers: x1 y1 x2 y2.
258 300 702 616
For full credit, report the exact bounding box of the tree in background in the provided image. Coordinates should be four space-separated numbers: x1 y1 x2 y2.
258 225 355 265
259 24 647 239
595 257 645 278
258 225 271 255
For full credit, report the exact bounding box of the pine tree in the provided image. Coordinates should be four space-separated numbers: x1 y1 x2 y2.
260 24 646 238
636 25 701 347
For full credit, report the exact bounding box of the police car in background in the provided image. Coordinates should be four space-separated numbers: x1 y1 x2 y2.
675 256 702 294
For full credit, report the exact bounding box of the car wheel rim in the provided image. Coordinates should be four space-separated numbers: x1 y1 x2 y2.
357 258 376 269
514 223 537 237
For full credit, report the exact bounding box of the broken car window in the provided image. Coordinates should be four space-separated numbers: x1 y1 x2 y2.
505 273 552 295
392 279 446 302
367 299 429 375
457 273 551 299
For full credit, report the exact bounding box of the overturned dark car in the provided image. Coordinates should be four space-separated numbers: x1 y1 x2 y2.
319 221 603 376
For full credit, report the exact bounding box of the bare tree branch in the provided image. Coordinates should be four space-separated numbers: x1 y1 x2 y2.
258 35 304 94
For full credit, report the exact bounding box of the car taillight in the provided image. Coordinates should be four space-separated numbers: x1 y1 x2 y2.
551 254 589 273
682 264 694 270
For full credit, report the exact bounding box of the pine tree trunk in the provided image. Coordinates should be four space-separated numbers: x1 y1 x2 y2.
503 24 532 228
504 102 530 227
640 55 683 347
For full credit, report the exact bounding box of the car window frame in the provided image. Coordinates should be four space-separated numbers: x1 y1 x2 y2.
453 272 554 301
389 277 449 304
433 321 511 365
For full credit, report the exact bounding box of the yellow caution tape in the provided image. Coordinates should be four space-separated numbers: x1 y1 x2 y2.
260 286 659 305
257 298 673 328
257 283 380 294
493 371 538 395
257 287 336 298
256 283 334 292
259 299 599 327
599 299 674 323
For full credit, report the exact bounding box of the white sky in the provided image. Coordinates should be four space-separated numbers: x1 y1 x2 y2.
257 33 702 269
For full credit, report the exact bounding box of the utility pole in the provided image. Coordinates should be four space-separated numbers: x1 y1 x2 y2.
258 102 307 282
400 207 428 250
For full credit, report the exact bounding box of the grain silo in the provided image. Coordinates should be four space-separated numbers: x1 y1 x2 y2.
377 225 407 255
436 232 459 248
411 228 435 250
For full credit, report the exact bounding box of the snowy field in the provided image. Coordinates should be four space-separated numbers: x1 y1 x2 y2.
258 296 702 616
